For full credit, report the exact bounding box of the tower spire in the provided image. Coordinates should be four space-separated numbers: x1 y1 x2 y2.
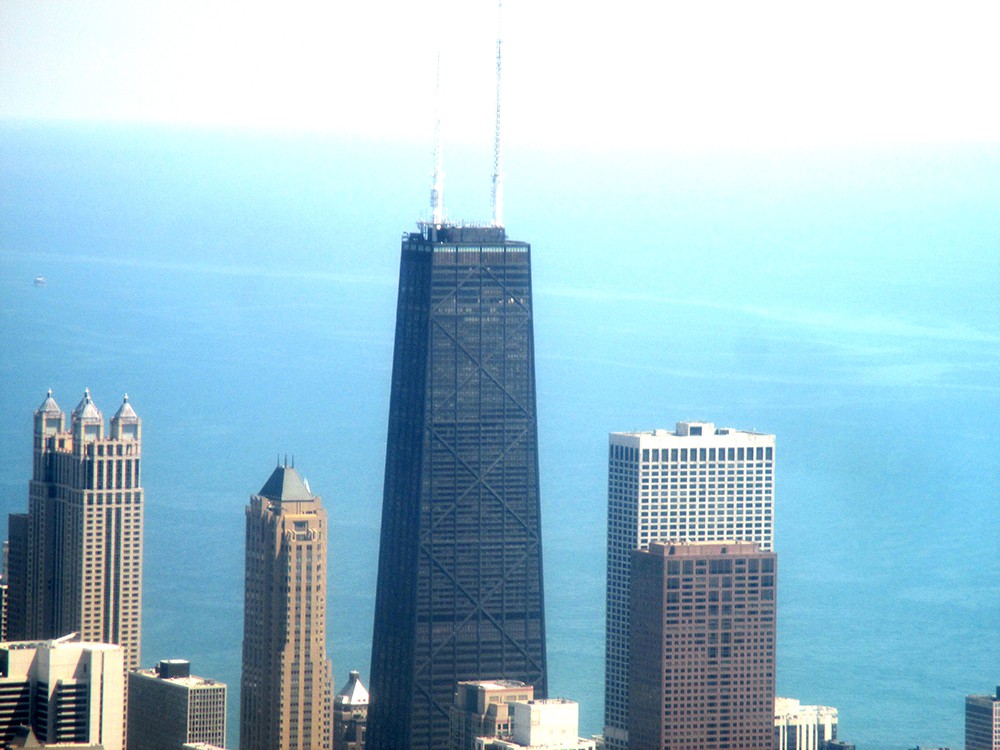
430 51 444 226
490 0 504 228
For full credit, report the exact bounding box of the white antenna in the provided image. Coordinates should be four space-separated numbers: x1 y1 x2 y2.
490 0 504 228
430 51 444 225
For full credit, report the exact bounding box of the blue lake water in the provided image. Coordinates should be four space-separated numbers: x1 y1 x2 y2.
1 123 997 749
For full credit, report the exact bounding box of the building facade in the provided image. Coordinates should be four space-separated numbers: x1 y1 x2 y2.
334 670 368 750
8 389 144 670
474 699 595 750
604 422 774 749
4 516 28 642
0 542 7 642
628 541 776 750
240 464 333 750
0 636 124 750
775 697 838 750
966 688 1000 750
369 224 547 750
128 659 227 750
450 680 534 750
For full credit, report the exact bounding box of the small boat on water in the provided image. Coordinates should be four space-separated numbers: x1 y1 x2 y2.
33 276 46 287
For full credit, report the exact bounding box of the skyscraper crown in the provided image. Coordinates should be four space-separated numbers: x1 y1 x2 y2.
72 388 102 422
36 389 62 416
257 465 313 503
112 393 139 422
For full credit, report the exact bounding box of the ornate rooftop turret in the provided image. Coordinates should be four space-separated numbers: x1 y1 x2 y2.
34 389 64 436
110 393 140 441
71 388 103 442
112 393 138 421
36 389 61 415
72 388 102 422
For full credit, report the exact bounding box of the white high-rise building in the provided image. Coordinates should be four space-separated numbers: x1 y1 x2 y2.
0 635 125 749
775 697 839 750
603 421 775 750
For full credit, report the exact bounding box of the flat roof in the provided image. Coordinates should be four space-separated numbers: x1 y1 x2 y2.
131 669 225 689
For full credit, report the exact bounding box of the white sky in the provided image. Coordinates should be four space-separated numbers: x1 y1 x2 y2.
2 0 999 150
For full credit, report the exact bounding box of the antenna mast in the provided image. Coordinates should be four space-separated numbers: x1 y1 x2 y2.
490 0 504 228
430 51 444 225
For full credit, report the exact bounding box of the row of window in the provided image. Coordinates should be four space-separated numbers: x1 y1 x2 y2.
611 444 774 462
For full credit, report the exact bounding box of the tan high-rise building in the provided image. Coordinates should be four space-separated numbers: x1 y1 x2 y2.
12 389 143 670
240 464 333 750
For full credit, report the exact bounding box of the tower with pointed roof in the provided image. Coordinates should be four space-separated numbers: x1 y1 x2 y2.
240 463 333 750
11 388 144 668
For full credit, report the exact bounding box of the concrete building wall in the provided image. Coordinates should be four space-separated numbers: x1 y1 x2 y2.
775 697 838 750
128 661 226 750
511 700 579 747
0 638 124 750
966 689 1000 750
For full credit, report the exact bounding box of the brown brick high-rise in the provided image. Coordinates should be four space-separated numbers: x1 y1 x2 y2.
629 541 776 750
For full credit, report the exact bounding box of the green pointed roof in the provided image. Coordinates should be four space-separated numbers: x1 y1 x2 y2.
257 465 313 502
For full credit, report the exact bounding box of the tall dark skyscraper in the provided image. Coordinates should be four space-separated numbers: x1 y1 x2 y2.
368 223 547 750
